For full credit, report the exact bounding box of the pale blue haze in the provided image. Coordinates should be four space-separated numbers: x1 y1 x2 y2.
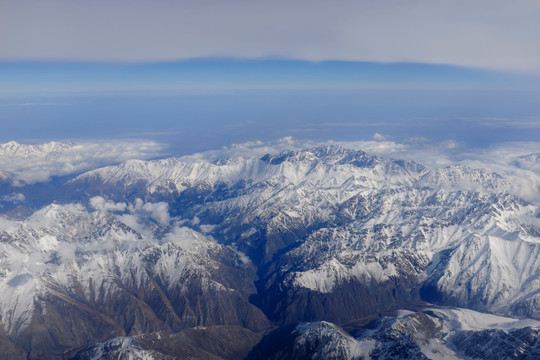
1 60 539 154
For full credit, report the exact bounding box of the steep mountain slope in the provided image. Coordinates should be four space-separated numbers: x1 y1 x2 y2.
2 142 540 358
0 203 268 359
70 145 540 323
72 326 262 360
248 307 540 360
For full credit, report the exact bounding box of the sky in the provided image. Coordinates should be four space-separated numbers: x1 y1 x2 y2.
1 0 539 155
2 0 540 71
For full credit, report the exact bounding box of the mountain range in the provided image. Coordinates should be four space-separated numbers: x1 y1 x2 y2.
0 141 539 359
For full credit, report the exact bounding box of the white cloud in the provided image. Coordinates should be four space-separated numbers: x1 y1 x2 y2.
199 224 216 234
89 196 171 228
179 136 307 163
1 193 25 203
0 140 165 185
89 196 127 212
328 139 540 206
127 198 170 226
141 202 170 226
87 197 172 238
373 133 386 141
442 140 461 150
1 0 539 71
404 137 430 144
454 142 540 205
190 137 540 208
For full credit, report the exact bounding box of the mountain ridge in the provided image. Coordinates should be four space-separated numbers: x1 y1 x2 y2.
1 142 540 358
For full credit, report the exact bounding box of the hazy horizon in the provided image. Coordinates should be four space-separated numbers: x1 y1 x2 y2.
1 59 539 156
3 0 540 155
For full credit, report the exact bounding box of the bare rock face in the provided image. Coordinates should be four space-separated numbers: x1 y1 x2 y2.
451 327 540 360
68 146 540 324
2 144 540 358
72 326 263 360
249 308 540 360
0 205 269 359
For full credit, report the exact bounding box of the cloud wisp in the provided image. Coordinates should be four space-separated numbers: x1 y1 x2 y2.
90 196 171 227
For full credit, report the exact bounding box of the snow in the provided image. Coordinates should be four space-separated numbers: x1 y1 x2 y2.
295 321 366 359
416 338 459 360
2 142 540 347
0 140 163 185
428 307 540 332
348 339 377 359
86 336 160 360
0 202 231 334
294 258 398 293
73 145 540 317
0 217 19 233
240 227 257 238
0 270 38 335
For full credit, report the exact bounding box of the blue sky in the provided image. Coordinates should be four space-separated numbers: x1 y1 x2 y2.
1 60 540 154
1 1 539 154
2 60 539 95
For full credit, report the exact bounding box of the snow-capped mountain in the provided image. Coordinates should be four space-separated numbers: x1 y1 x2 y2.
512 153 540 172
72 326 263 360
0 140 163 187
1 141 540 359
248 307 540 360
0 202 267 358
0 140 79 157
70 145 540 322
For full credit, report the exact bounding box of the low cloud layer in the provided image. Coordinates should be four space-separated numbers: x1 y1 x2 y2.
0 140 165 185
1 0 539 71
182 136 540 207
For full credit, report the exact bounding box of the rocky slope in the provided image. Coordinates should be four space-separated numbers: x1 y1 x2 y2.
70 145 540 322
1 142 540 358
248 307 540 360
72 326 262 360
0 203 268 359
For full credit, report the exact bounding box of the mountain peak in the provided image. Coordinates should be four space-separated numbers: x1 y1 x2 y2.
260 145 375 167
0 140 78 158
